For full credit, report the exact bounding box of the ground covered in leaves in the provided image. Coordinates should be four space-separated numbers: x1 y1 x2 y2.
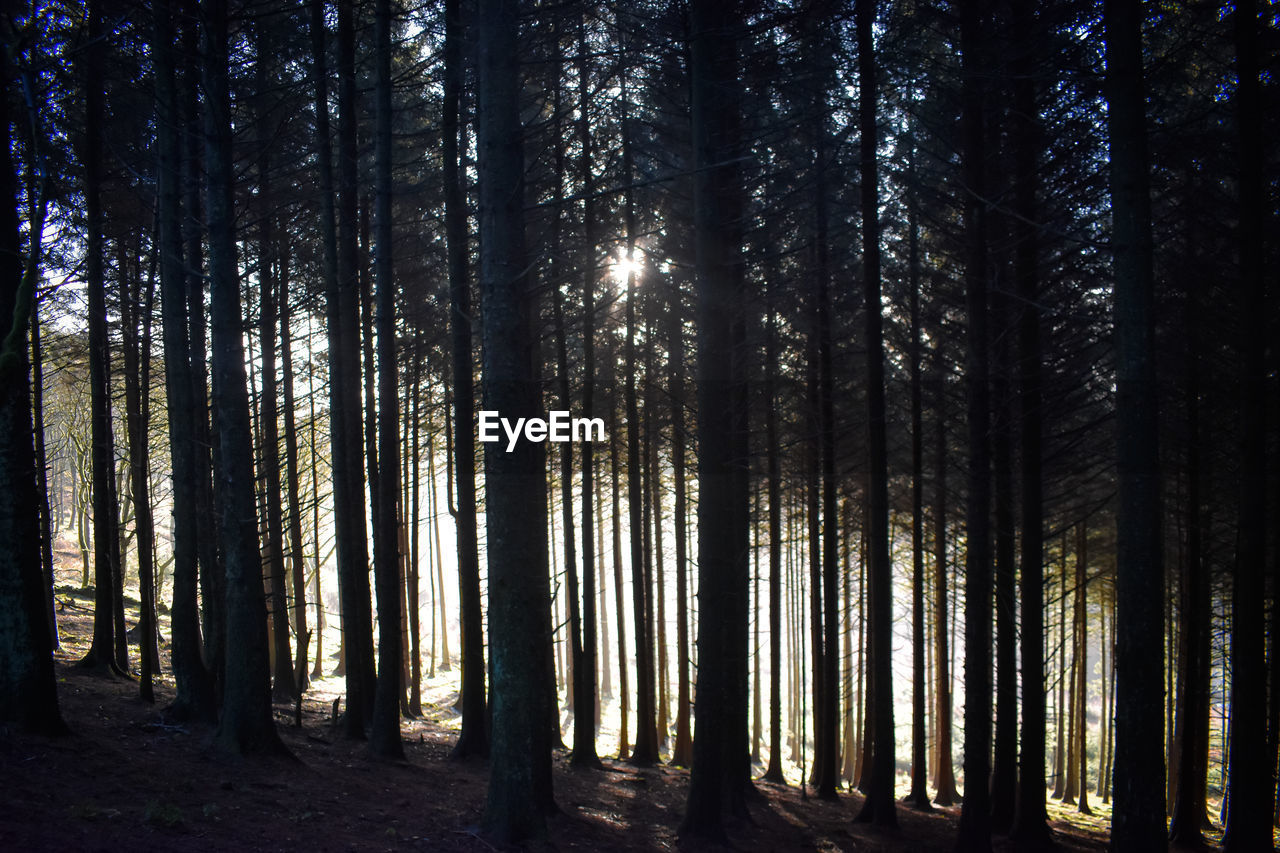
1 566 1119 851
0 661 1118 851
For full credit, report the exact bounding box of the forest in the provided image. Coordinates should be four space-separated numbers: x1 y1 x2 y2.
0 0 1276 850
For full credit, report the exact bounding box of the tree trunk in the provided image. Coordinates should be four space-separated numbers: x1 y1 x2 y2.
0 37 66 732
762 274 783 783
477 0 555 837
1105 0 1168 845
204 0 286 757
609 342 630 760
317 0 376 736
990 269 1017 831
682 0 748 838
1054 535 1068 801
852 0 895 828
79 0 125 677
121 234 160 703
253 37 296 700
307 320 326 683
1169 286 1210 843
443 0 485 758
956 2 993 847
906 149 931 810
667 256 692 770
1010 0 1049 836
1224 1 1270 849
932 373 959 805
152 0 214 722
406 354 422 716
619 45 658 764
1076 525 1092 815
369 0 405 761
279 255 310 694
29 298 57 651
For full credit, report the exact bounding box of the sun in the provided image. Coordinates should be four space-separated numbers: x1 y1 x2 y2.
609 248 642 287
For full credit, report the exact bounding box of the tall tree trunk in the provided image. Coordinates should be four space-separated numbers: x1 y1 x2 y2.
443 0 485 757
30 300 57 650
853 0 895 827
806 343 823 787
204 0 286 757
0 33 65 733
79 0 126 677
122 235 160 703
905 150 931 810
369 0 405 761
1053 535 1068 800
307 319 326 683
610 340 630 760
1010 0 1049 836
762 274 783 783
361 201 380 563
152 0 214 721
406 351 423 716
1065 556 1079 806
317 0 376 735
1169 287 1210 843
619 35 658 764
1105 0 1168 846
253 36 296 699
1076 525 1092 816
648 338 670 751
682 0 748 838
813 61 840 803
1224 0 1270 848
990 273 1018 831
932 372 959 805
1098 588 1110 801
477 0 555 837
279 256 310 693
551 170 593 768
956 1 993 847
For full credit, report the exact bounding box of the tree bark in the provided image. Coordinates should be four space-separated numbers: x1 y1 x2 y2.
906 148 931 810
444 0 486 758
152 0 215 722
0 32 65 733
1010 0 1049 837
682 0 748 838
1223 0 1270 848
853 0 895 827
477 0 556 837
204 0 287 757
279 255 310 694
1168 285 1209 844
619 33 658 763
253 32 296 700
315 0 376 736
1105 0 1168 846
1076 525 1092 816
955 1 993 848
762 274 783 783
369 0 405 761
29 299 57 651
932 371 959 805
121 234 160 703
79 0 126 677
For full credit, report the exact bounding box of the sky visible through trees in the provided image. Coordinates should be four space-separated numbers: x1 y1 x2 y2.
0 0 1276 850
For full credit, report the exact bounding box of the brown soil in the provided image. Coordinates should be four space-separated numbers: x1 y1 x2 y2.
0 668 1114 852
1 560 1114 851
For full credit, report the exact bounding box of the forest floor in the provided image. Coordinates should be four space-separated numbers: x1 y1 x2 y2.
3 555 1123 852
